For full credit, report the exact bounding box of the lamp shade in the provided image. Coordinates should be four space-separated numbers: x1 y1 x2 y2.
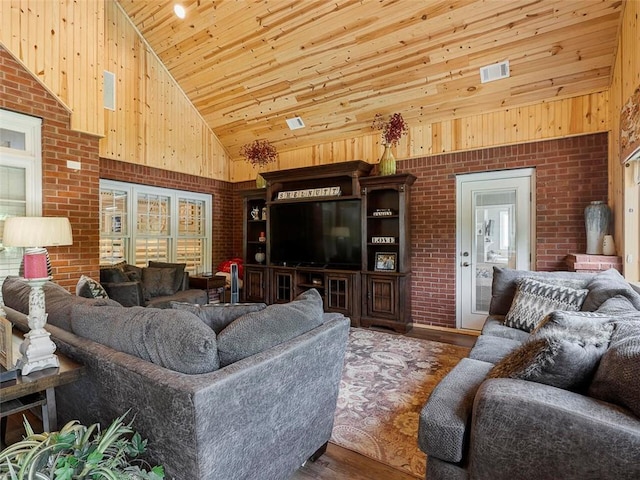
3 217 73 248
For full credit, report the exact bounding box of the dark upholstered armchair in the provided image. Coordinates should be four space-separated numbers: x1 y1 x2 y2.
100 261 207 308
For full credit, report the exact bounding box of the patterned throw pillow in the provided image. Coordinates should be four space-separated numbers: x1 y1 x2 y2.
504 277 589 332
76 275 109 299
488 323 613 391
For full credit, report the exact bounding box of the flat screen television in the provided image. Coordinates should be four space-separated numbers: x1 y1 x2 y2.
270 199 362 270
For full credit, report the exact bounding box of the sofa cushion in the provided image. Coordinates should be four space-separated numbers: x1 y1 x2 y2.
489 267 593 316
171 301 267 333
216 289 324 367
469 335 523 364
589 318 640 417
504 278 588 332
534 310 614 333
142 267 176 298
488 323 612 391
99 265 129 284
76 275 109 299
480 316 530 342
581 268 640 312
148 261 186 293
145 289 208 309
71 304 220 374
2 275 120 331
418 357 494 463
596 294 640 313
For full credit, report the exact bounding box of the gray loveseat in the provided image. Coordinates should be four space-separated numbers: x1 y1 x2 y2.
3 277 349 480
418 267 640 480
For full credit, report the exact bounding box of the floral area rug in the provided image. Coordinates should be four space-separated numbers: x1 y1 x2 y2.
330 328 470 478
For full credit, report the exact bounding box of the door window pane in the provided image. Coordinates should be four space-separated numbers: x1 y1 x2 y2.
473 191 516 313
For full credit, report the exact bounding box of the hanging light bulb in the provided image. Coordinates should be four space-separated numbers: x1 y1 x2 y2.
174 4 186 19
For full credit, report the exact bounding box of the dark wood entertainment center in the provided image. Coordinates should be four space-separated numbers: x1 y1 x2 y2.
241 161 416 333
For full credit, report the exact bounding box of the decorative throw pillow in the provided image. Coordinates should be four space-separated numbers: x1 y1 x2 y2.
148 261 186 294
533 310 613 334
142 267 176 298
171 301 267 334
489 267 593 316
216 289 325 367
589 320 640 417
504 277 589 332
71 304 219 374
99 264 129 284
581 268 640 312
76 275 109 299
488 323 613 391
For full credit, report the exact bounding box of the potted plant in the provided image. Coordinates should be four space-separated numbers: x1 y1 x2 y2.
0 412 164 480
372 113 408 175
239 139 278 188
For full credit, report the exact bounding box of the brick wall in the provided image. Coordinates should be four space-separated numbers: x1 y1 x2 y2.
400 133 609 328
1 45 101 292
2 44 608 329
100 159 237 271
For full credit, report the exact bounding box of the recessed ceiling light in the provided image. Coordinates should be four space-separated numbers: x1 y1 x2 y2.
174 4 186 19
286 117 305 130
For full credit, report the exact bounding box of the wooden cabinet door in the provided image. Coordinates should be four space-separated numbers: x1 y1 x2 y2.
244 267 266 303
365 274 398 319
272 269 295 303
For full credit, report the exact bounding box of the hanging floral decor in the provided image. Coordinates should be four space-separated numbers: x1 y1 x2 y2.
240 139 278 188
240 139 278 167
372 113 408 146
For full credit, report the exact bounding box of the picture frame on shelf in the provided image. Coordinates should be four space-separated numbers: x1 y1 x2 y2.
374 252 397 272
0 316 13 369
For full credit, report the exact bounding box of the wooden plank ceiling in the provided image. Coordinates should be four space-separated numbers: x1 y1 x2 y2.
117 0 623 159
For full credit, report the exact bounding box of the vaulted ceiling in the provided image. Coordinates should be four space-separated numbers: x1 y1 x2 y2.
117 0 623 159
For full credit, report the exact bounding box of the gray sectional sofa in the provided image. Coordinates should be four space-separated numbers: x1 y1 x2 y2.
418 267 640 480
3 277 349 480
97 261 208 308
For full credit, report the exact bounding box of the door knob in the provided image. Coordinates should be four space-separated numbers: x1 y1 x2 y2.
462 262 470 267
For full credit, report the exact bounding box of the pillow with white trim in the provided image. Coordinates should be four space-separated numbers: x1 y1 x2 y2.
504 277 588 332
76 275 109 299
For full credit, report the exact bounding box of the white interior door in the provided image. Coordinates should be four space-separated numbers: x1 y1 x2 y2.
456 169 534 330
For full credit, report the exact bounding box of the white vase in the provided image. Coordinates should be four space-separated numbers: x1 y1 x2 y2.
602 235 616 256
584 201 611 255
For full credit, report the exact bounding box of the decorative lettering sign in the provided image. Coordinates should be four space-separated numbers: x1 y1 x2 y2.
277 186 341 200
372 208 393 216
371 236 395 244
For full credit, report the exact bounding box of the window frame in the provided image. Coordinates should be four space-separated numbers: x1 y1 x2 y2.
99 179 212 273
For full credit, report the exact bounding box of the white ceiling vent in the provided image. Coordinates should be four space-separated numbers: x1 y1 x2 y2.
286 116 305 130
480 60 510 84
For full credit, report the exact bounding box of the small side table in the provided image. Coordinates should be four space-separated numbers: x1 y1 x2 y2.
1 330 85 447
189 274 227 303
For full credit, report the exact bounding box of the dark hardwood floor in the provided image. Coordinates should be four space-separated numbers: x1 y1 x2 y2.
2 327 476 479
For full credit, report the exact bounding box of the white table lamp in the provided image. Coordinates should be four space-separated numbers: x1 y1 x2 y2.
3 216 73 374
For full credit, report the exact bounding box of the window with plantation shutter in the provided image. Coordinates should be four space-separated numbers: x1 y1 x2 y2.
99 180 211 274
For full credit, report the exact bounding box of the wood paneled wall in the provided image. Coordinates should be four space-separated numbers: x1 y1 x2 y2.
0 0 104 136
230 92 609 182
101 1 230 180
609 0 640 281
